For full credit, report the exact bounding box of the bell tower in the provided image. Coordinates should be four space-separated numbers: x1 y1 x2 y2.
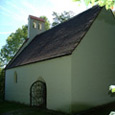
28 15 45 39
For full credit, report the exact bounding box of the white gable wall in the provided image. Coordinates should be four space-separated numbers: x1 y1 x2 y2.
71 8 115 112
5 55 72 113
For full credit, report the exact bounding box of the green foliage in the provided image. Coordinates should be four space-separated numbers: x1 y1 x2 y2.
52 11 74 27
0 69 5 100
111 88 115 93
0 25 28 66
40 16 50 30
73 0 115 9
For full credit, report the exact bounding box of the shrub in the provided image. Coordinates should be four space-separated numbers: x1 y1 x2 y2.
0 69 5 100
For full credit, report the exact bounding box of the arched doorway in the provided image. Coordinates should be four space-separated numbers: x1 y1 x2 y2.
30 80 46 108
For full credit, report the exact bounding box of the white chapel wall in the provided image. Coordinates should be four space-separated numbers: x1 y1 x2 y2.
71 8 115 112
5 55 72 113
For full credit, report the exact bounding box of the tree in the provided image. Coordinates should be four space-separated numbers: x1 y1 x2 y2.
52 11 74 27
0 25 28 67
73 0 115 9
40 16 50 30
0 68 5 100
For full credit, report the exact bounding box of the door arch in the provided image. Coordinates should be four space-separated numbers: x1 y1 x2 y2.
30 80 46 108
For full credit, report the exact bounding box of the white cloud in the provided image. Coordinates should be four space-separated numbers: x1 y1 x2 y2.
6 1 28 17
0 5 25 22
47 0 87 14
0 31 14 35
21 1 40 16
0 0 88 26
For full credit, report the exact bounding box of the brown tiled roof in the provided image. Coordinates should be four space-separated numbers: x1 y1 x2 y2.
29 15 45 22
6 6 101 69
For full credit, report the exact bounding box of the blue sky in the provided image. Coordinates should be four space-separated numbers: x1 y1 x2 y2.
0 0 88 50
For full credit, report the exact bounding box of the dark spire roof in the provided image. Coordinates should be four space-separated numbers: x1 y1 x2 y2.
6 6 101 69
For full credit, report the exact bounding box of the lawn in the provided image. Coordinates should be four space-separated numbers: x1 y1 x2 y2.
0 100 68 115
0 99 115 115
76 102 115 115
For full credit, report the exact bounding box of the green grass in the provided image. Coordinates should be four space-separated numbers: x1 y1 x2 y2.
0 100 68 115
77 102 115 115
0 100 28 114
0 100 115 115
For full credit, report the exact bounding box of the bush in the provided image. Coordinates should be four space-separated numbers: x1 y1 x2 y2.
0 69 5 100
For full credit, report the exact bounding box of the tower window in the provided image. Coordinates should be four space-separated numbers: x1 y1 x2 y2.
33 21 37 28
38 23 42 30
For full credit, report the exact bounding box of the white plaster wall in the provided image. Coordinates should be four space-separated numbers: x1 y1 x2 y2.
71 8 115 112
5 55 71 113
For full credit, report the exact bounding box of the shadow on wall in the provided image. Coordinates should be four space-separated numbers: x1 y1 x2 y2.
72 102 93 113
98 9 115 25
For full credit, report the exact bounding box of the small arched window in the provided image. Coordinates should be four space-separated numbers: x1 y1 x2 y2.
33 21 37 28
14 71 17 83
38 23 42 30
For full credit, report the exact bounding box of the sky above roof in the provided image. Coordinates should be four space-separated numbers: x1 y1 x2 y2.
0 0 89 50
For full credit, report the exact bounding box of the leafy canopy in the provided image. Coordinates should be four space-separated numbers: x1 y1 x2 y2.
73 0 115 9
52 11 74 27
0 68 5 97
0 25 28 67
40 16 50 30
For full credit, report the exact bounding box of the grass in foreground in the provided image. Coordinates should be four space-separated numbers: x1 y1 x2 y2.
0 100 115 115
0 100 27 114
77 102 115 115
0 100 68 115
